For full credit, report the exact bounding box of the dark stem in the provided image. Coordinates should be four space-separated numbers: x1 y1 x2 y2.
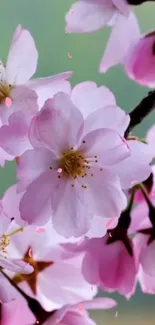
0 269 54 324
125 90 155 139
118 186 136 229
127 0 155 5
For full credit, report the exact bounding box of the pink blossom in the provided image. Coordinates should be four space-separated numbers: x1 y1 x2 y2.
138 266 155 294
5 221 97 311
134 231 155 278
0 25 72 160
17 92 130 237
124 31 155 87
65 0 129 34
70 82 153 191
0 296 117 325
0 213 33 302
62 234 137 298
99 11 155 87
43 298 117 325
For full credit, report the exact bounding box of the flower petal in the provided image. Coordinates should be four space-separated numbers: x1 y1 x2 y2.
71 82 116 118
28 72 72 108
65 0 115 33
79 128 130 165
83 105 130 135
17 148 57 192
6 25 38 85
112 140 153 189
51 179 93 238
19 171 58 225
78 167 127 218
100 12 140 72
34 93 84 155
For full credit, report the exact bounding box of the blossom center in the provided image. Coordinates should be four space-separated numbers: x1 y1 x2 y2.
0 227 23 254
0 83 12 103
58 149 85 178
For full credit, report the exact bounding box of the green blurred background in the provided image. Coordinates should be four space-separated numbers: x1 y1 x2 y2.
0 0 155 323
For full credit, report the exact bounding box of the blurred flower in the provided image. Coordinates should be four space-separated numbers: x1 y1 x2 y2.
65 0 130 34
0 25 72 162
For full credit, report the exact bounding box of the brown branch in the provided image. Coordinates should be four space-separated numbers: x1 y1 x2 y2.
125 90 155 139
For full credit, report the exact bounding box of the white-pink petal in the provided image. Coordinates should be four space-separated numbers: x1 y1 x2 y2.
6 25 38 85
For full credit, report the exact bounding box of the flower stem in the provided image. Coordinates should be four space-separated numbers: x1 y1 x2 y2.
125 90 155 138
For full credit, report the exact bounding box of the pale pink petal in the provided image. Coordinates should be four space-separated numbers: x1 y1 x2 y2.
17 148 57 192
28 116 47 149
112 0 130 16
138 266 155 294
28 72 72 108
82 297 117 309
140 240 155 277
79 128 130 165
146 124 155 157
2 184 26 226
65 1 115 33
0 255 33 273
71 82 116 118
84 105 130 135
0 147 14 167
19 171 58 225
112 140 153 189
0 112 32 156
86 215 118 238
0 275 16 303
0 86 38 125
100 12 140 72
130 201 151 233
78 167 127 218
34 93 84 154
51 179 93 238
1 298 35 325
6 25 38 85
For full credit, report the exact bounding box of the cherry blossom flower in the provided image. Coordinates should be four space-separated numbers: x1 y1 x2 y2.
0 214 33 302
100 11 141 73
0 25 72 161
16 91 130 237
99 10 155 87
43 298 117 325
65 0 130 34
70 82 153 190
62 231 138 298
5 221 97 311
0 296 117 325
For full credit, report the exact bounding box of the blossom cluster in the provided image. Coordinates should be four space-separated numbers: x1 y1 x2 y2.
0 1 155 324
